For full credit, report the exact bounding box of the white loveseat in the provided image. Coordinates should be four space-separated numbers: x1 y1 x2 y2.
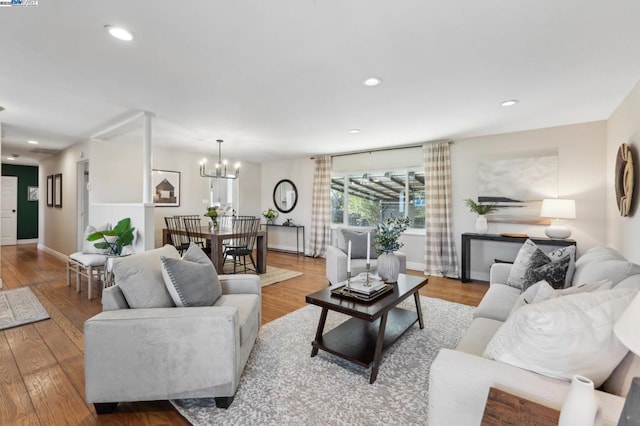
429 246 640 425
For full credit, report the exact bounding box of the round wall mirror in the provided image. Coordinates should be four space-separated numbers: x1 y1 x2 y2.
273 179 298 213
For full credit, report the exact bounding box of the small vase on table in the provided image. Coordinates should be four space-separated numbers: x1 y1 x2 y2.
559 375 602 426
475 214 488 234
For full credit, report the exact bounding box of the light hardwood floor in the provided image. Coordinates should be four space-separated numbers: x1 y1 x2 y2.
0 245 488 425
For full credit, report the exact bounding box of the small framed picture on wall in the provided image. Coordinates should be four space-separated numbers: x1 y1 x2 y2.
27 186 39 201
54 173 63 208
47 175 54 207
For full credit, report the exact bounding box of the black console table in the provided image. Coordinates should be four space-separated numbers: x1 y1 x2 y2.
261 223 305 256
461 233 576 283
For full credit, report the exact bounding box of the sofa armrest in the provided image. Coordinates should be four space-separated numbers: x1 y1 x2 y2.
84 306 241 403
429 349 624 426
219 274 261 296
326 245 347 285
489 263 512 285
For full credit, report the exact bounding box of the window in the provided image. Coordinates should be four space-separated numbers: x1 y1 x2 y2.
331 169 425 229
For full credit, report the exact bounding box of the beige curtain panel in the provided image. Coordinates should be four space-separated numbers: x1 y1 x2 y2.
309 155 332 257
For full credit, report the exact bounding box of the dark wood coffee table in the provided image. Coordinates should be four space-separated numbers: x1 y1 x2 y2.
305 273 428 383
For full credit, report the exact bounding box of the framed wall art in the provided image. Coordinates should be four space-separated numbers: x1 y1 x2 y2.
477 155 558 224
152 169 180 207
27 186 39 201
54 173 62 208
47 175 54 207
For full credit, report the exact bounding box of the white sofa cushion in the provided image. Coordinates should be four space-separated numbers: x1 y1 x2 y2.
509 279 614 316
484 288 637 387
573 246 640 286
455 317 503 356
473 283 520 322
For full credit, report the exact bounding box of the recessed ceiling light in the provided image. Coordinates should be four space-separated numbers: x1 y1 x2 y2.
27 140 39 145
501 99 519 107
363 77 382 87
104 25 134 41
348 129 361 134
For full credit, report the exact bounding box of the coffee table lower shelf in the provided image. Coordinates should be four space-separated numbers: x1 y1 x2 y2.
311 307 418 368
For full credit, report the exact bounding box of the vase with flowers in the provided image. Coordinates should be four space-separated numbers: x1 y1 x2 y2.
263 208 278 225
374 216 410 283
205 206 220 230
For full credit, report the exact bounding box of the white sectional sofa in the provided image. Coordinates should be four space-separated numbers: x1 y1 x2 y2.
429 246 640 425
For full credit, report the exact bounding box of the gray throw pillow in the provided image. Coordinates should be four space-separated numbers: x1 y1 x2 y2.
161 244 222 307
338 229 378 259
113 244 180 308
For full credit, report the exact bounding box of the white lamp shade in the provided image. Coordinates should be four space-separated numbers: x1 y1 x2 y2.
540 199 576 219
614 292 640 356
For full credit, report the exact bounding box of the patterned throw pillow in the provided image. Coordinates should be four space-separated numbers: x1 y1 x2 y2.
506 240 575 290
522 253 571 290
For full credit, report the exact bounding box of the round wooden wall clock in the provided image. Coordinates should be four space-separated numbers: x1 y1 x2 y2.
615 143 635 217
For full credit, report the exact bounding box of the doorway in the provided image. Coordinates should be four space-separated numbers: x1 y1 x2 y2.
76 161 89 251
1 176 18 245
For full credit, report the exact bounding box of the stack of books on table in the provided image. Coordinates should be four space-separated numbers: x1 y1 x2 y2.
345 272 387 295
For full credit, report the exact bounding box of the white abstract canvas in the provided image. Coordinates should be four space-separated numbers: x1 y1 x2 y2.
477 156 558 223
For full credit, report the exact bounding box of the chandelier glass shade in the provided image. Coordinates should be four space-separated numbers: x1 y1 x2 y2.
199 139 240 179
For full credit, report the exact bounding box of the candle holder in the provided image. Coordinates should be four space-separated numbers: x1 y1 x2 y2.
365 263 371 287
346 271 352 292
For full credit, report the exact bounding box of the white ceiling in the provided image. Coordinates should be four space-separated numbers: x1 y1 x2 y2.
1 1 640 166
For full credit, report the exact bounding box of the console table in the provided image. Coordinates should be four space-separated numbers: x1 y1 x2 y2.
461 233 576 283
261 223 305 256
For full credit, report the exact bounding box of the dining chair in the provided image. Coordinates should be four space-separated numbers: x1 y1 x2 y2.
183 217 210 254
224 217 260 274
165 216 190 255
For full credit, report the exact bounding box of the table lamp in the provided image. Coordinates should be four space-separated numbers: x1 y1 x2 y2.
540 199 576 239
613 292 640 426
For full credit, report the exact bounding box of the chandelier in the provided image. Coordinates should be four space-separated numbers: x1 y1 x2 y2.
199 139 240 179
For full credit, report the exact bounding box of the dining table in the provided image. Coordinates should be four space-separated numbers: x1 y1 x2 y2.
162 226 267 274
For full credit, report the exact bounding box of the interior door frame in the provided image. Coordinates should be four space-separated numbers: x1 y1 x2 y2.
76 160 90 251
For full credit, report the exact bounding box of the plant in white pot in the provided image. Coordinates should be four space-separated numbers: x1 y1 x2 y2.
464 199 498 234
374 216 410 283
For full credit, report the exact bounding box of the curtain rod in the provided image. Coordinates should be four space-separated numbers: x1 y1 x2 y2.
310 139 453 159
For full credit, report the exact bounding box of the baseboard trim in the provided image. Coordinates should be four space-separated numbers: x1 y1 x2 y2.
406 261 425 272
37 244 68 262
17 239 38 245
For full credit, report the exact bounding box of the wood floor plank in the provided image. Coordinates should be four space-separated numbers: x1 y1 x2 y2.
4 324 58 377
23 366 95 425
0 333 38 425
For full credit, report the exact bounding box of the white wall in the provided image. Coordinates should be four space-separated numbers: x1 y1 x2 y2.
452 121 607 280
38 141 89 257
606 81 640 262
261 158 315 254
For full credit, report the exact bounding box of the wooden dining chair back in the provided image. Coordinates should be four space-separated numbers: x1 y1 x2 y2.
165 216 190 255
224 217 260 274
218 215 233 231
183 217 210 254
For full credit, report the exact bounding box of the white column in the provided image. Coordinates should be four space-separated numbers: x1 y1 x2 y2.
142 112 154 203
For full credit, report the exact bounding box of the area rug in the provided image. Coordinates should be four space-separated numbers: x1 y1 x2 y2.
221 265 303 287
171 296 474 425
0 287 50 331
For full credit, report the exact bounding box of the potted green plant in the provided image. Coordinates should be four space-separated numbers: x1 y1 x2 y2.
464 199 498 234
374 216 410 282
87 217 136 256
